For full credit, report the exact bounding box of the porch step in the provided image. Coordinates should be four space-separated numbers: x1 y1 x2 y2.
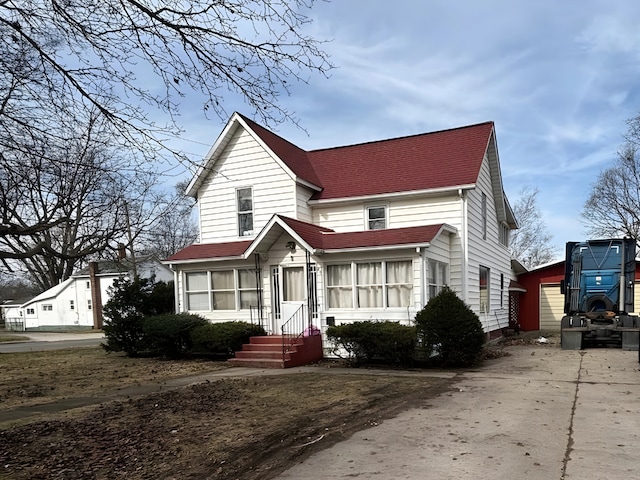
228 334 323 369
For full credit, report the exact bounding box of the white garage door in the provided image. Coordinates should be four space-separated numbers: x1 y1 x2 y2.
540 283 564 331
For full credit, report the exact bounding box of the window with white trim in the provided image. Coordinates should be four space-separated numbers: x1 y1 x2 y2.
357 263 382 307
185 272 209 311
499 223 509 247
42 304 53 311
69 300 75 310
428 260 448 300
327 264 353 308
185 269 262 311
211 270 235 310
367 205 386 230
87 299 92 310
327 261 412 309
26 308 35 315
237 187 253 236
479 266 490 313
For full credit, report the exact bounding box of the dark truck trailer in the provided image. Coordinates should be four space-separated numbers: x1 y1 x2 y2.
560 238 640 350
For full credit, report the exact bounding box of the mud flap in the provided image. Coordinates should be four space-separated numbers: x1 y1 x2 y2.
561 330 583 350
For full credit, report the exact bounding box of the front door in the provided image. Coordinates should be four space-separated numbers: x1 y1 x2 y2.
275 266 305 334
281 266 305 330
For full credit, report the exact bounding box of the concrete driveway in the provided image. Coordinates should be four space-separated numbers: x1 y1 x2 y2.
276 341 640 480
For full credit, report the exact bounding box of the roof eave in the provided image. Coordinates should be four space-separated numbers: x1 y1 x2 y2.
322 242 431 254
307 184 476 205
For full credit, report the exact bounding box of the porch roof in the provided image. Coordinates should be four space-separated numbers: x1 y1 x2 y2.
166 216 456 264
165 240 253 262
279 216 453 252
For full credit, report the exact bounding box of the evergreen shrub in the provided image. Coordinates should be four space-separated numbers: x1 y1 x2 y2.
142 313 208 357
190 321 267 357
414 286 486 367
326 321 416 366
102 277 174 356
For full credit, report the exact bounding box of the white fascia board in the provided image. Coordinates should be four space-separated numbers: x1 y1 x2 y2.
185 114 242 198
307 184 476 206
235 117 322 193
244 215 316 257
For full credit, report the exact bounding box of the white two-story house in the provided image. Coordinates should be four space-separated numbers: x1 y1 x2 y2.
166 113 520 358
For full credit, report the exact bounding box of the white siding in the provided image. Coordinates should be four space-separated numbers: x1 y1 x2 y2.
465 151 513 332
311 194 462 232
197 128 297 242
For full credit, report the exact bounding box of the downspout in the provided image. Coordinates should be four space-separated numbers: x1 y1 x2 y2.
459 188 468 302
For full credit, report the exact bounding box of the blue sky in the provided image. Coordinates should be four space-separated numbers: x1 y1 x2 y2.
166 1 640 258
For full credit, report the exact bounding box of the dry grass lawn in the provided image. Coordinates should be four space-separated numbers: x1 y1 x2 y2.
0 347 454 479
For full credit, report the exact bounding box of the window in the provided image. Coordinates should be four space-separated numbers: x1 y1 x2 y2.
87 299 92 310
481 193 487 240
86 281 90 289
499 223 509 247
479 266 490 314
42 304 53 311
238 269 259 309
26 308 35 315
367 206 386 230
237 187 253 236
386 261 413 307
69 300 75 311
500 273 504 308
185 269 262 311
327 261 413 309
357 263 382 307
428 260 448 300
185 272 209 311
327 264 353 308
211 271 234 310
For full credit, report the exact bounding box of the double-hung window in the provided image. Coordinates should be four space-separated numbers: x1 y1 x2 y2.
211 271 235 310
185 272 210 311
237 187 253 237
428 260 448 300
367 206 387 230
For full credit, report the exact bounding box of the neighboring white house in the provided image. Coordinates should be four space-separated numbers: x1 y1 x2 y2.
165 113 520 343
8 256 173 331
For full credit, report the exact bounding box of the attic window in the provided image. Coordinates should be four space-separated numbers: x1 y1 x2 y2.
237 187 253 237
367 206 386 230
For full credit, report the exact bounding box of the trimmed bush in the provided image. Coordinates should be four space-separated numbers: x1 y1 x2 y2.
143 313 208 357
414 286 486 367
190 321 267 357
326 321 416 366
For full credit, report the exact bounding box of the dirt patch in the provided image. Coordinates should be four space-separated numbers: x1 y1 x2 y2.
0 348 453 479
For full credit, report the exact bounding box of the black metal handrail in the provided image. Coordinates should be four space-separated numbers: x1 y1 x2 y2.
281 304 308 360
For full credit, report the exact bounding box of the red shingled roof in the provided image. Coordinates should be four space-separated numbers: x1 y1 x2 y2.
241 114 494 200
166 217 448 262
279 215 446 250
166 241 252 262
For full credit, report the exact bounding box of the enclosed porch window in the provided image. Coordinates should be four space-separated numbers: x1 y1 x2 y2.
185 269 262 311
327 260 412 309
